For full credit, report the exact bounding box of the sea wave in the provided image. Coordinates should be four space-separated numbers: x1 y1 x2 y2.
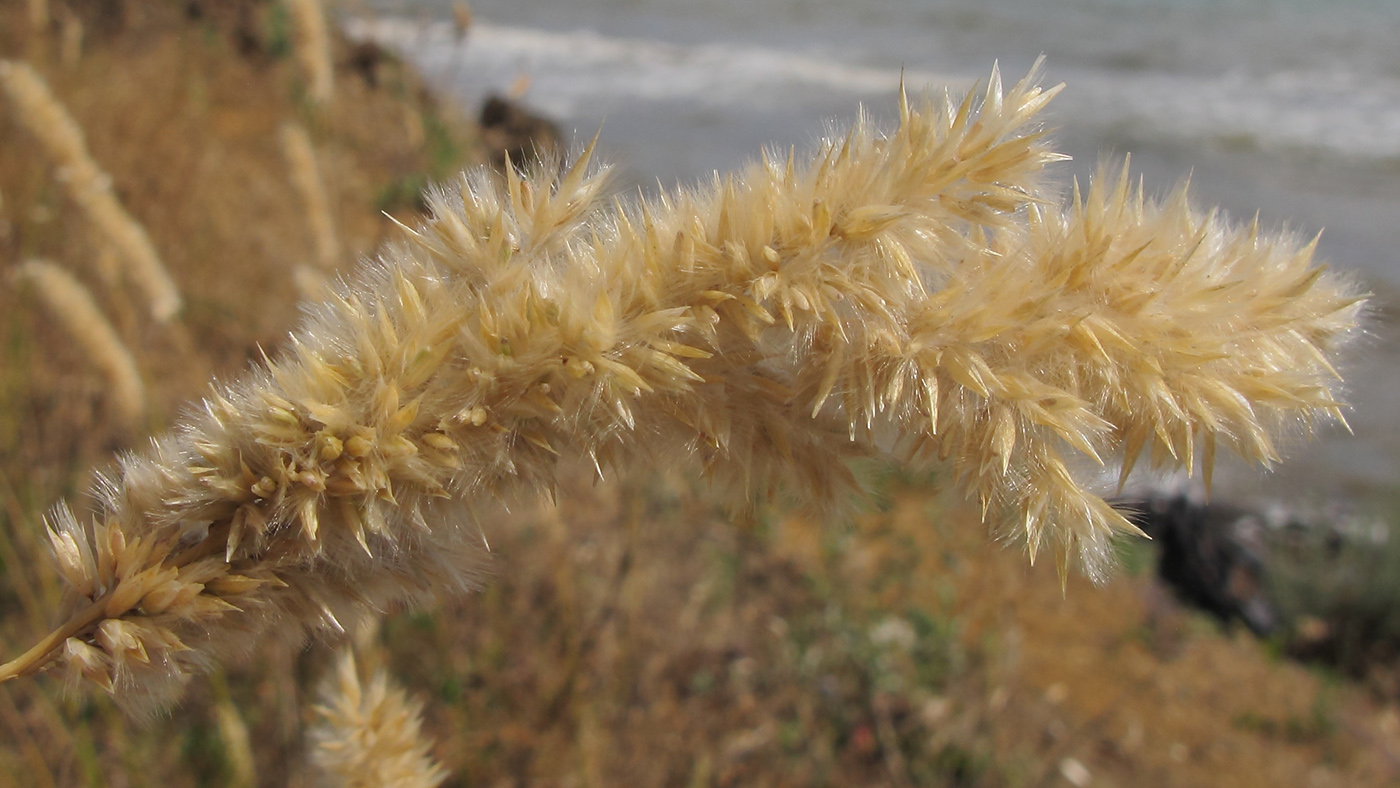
1068 68 1400 161
344 18 960 115
348 16 1400 163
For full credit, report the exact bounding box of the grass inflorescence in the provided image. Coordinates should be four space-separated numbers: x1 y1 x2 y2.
0 62 1364 723
310 650 447 788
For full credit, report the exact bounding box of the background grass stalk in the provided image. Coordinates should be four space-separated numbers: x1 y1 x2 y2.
0 60 181 323
281 121 341 272
11 260 145 429
287 0 335 107
310 650 447 788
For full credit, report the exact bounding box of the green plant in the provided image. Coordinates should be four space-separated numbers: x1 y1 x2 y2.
1269 506 1400 677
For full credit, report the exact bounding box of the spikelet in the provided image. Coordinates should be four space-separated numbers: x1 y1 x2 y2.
11 260 146 429
0 64 1362 713
281 122 342 271
0 59 182 322
287 0 335 106
310 651 447 788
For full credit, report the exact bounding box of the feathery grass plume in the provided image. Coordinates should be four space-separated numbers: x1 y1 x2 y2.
92 246 120 289
11 260 146 429
287 0 335 106
0 64 1362 714
281 122 342 271
0 59 182 322
911 171 1362 574
309 651 447 788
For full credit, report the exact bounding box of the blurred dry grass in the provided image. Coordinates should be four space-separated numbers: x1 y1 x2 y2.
1 1 1400 786
389 468 1400 788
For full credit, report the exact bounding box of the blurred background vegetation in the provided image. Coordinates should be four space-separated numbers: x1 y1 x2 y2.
2 1 1400 786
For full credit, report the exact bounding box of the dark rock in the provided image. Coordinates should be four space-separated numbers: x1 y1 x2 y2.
347 40 392 88
479 94 560 172
1123 495 1278 636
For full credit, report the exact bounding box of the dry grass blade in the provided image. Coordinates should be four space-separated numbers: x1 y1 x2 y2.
59 10 83 69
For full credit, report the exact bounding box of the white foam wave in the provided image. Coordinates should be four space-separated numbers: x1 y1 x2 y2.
344 18 961 117
1068 68 1400 161
347 16 1400 162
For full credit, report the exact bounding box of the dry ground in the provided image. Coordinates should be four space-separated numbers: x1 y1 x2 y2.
0 2 1398 786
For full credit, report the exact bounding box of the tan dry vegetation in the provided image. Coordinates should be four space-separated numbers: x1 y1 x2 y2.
0 1 475 782
285 0 334 107
0 2 1393 787
9 259 145 430
280 120 341 272
0 0 477 487
310 651 447 788
371 470 1400 787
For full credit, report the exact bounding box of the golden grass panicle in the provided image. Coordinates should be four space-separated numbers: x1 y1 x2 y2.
11 260 146 429
895 167 1364 577
0 59 182 322
281 122 341 272
310 651 447 788
0 65 1362 713
287 0 335 106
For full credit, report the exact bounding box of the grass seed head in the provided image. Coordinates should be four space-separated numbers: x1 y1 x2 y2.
1 64 1364 711
310 651 448 788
